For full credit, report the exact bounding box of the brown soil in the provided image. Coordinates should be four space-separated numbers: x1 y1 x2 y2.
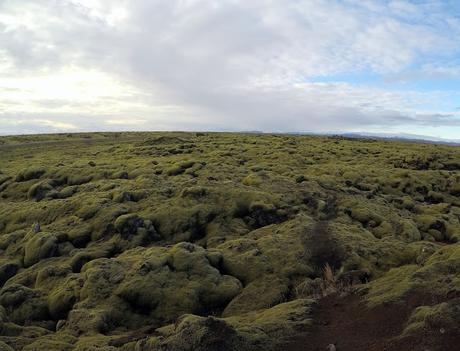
283 292 460 351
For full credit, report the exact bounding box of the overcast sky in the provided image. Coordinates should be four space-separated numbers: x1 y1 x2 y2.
1 0 460 138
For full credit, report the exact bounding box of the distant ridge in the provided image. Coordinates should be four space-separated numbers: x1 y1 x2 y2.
336 132 460 146
281 130 460 146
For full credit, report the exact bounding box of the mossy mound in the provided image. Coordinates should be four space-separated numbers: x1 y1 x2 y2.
23 232 59 267
131 298 314 351
62 243 242 334
366 243 460 307
404 299 460 337
0 284 50 325
15 168 46 182
27 182 55 201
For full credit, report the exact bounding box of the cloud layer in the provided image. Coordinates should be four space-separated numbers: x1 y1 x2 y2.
1 0 460 137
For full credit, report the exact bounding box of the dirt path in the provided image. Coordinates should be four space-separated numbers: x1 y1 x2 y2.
283 293 460 351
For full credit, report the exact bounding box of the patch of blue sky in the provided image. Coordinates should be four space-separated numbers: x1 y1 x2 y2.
308 71 460 93
392 79 460 92
306 71 381 85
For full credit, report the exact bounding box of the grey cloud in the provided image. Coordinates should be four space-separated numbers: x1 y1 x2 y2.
1 0 460 135
412 113 460 126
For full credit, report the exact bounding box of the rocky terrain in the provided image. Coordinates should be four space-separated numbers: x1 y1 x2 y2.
0 132 459 350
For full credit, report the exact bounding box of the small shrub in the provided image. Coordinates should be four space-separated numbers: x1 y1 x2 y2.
297 264 369 299
323 263 334 284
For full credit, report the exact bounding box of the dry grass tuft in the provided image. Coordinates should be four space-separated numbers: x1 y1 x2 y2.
323 263 335 285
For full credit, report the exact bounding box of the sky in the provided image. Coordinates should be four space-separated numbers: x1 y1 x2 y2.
1 0 460 139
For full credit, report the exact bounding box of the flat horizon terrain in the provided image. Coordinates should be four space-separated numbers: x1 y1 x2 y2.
0 132 459 351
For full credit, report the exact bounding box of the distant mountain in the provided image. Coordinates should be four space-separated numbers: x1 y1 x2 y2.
337 132 460 145
281 130 460 145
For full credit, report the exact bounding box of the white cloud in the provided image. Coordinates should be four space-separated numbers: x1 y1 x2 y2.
0 0 459 136
105 118 147 126
0 116 78 135
31 119 78 130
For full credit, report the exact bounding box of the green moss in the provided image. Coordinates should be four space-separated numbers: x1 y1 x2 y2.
371 221 394 239
69 243 116 273
0 341 14 351
149 315 253 351
67 226 91 248
66 174 93 186
219 218 312 285
112 243 242 326
449 181 460 196
114 214 143 235
15 168 46 182
76 203 102 220
181 186 208 198
57 186 77 199
366 265 418 307
23 232 59 267
47 276 82 320
225 298 314 344
147 298 314 351
294 175 307 183
66 308 113 334
153 204 217 242
367 243 460 308
0 284 38 307
242 173 262 186
414 215 447 241
348 206 383 227
166 160 196 176
27 181 54 201
73 334 118 351
1 132 460 349
0 284 50 325
88 205 130 241
0 262 19 286
397 219 421 242
112 190 146 203
23 337 75 351
222 276 289 316
404 301 460 337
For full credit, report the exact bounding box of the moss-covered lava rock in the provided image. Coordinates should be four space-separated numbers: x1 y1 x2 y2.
0 132 459 350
